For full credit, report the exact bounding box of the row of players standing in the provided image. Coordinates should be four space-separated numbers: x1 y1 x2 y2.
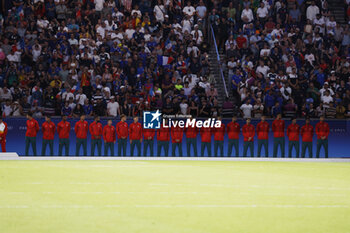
19 113 330 157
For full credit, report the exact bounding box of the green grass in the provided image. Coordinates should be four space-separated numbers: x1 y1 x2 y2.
0 161 349 233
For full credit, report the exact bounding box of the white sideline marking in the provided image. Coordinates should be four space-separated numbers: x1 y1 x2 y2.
0 204 348 209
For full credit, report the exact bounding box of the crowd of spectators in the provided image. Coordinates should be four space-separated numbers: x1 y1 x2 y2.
0 0 349 120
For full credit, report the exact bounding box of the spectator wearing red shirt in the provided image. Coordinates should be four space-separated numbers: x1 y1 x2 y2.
157 119 170 156
256 116 269 157
315 116 330 158
143 128 155 156
301 118 314 158
25 112 40 156
0 117 8 152
129 116 142 156
103 119 116 156
200 126 212 156
213 117 225 157
116 115 128 156
185 120 198 156
287 118 300 158
57 115 71 156
272 114 285 157
74 115 89 156
242 118 255 157
171 126 184 156
227 116 240 157
41 115 56 156
89 116 103 156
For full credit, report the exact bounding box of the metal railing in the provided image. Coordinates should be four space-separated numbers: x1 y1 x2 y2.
209 24 229 98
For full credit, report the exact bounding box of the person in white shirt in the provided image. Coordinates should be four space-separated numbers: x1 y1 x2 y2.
306 1 319 21
153 0 165 23
196 0 207 19
257 2 269 21
107 96 120 117
321 90 333 107
75 89 87 106
319 82 335 96
94 0 104 12
240 100 253 118
183 1 196 22
180 99 189 115
241 5 254 23
2 100 13 117
256 60 270 78
313 14 325 34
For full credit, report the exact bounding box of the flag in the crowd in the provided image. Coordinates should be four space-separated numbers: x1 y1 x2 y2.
71 83 80 93
165 39 173 52
56 88 66 99
176 0 182 7
149 88 155 97
157 55 174 66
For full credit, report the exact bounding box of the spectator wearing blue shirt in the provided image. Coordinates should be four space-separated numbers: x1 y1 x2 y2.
231 68 242 101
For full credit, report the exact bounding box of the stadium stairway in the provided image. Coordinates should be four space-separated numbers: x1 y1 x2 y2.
329 0 347 25
208 46 234 106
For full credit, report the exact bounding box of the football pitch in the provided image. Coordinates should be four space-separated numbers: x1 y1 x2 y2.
0 160 349 233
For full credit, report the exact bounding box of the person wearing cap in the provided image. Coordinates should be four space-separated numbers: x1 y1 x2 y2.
25 112 40 156
116 115 128 156
213 116 225 157
315 116 330 158
301 118 314 158
41 115 56 156
57 115 71 156
103 119 116 156
157 119 170 156
272 114 285 157
200 125 212 156
129 116 142 156
256 116 269 157
287 118 300 158
74 115 89 156
143 128 155 156
0 116 8 152
89 116 103 156
171 125 184 156
185 119 198 156
242 118 255 157
227 116 240 157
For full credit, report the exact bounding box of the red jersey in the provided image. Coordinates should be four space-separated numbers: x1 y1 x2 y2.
129 122 142 140
143 128 156 140
171 127 184 143
42 121 56 140
200 127 212 143
0 122 8 139
242 124 255 142
116 121 128 139
185 125 198 138
103 125 116 143
57 121 71 139
315 122 330 139
301 124 314 142
287 123 300 141
157 126 170 141
74 120 89 139
256 121 269 140
89 121 103 139
213 125 225 141
227 122 240 139
26 118 39 137
272 119 285 138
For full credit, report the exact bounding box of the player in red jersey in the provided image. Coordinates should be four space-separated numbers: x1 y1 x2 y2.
116 115 128 156
287 117 300 158
213 116 225 157
143 128 155 156
227 116 240 157
103 119 116 156
25 112 40 155
256 116 269 157
74 115 89 156
200 126 212 156
242 118 255 157
185 118 198 156
89 116 103 156
315 116 330 158
129 116 142 156
57 115 71 156
171 125 184 156
41 115 56 156
0 116 8 152
301 118 314 158
272 114 285 157
157 119 170 156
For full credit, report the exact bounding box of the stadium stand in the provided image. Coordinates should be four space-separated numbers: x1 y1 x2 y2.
0 0 349 119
